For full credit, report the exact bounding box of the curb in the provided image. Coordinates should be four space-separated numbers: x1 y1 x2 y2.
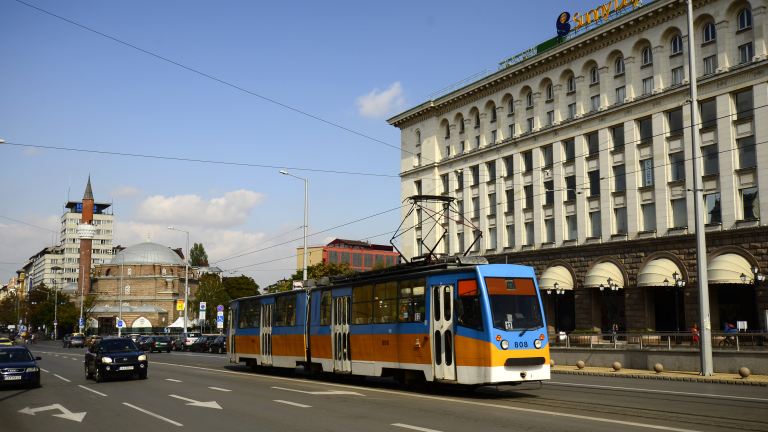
552 369 768 386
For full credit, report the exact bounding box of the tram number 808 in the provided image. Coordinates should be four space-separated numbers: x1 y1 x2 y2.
514 341 528 348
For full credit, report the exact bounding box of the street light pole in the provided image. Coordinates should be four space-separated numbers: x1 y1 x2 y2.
51 266 62 339
279 171 308 282
168 227 190 333
685 0 714 376
119 261 124 337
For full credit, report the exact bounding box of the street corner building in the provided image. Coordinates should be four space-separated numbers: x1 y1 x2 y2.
87 241 201 335
388 0 768 335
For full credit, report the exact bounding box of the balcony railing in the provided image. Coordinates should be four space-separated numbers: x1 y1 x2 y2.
549 331 768 351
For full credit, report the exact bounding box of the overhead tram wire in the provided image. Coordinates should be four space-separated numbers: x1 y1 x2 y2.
0 215 58 233
14 0 437 166
213 226 304 263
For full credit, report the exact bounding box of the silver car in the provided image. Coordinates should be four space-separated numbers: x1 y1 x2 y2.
177 332 201 351
69 335 86 348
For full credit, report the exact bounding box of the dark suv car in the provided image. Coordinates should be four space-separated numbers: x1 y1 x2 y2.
84 338 148 382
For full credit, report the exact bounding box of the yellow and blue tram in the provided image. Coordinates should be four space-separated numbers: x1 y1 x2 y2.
227 257 550 386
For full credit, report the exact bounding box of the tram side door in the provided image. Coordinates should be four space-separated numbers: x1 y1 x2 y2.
260 304 273 366
430 284 456 381
332 296 351 372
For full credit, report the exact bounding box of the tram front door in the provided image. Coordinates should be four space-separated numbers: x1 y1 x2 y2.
260 303 273 366
431 284 456 381
332 296 351 373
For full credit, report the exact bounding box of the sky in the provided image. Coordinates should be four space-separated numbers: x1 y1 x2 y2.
1 0 577 287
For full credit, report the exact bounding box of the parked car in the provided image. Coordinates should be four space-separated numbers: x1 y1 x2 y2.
86 335 102 348
136 336 151 347
68 334 86 348
84 337 147 382
189 335 217 352
139 336 172 353
207 335 226 354
175 332 201 351
129 334 141 343
0 347 42 388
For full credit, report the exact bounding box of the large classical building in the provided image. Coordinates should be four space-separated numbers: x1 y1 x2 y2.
388 0 768 334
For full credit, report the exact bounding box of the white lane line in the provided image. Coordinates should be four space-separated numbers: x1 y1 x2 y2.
54 374 71 382
79 385 107 397
392 424 442 432
123 403 183 426
166 379 182 382
152 362 701 432
272 386 364 396
40 369 49 373
548 382 768 403
273 400 311 408
72 358 78 361
209 387 232 392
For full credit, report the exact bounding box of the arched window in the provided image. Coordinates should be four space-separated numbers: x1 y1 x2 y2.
738 10 752 30
567 76 576 92
491 107 497 121
475 112 480 126
445 124 450 138
526 92 533 107
508 99 515 113
704 23 716 42
642 47 653 65
671 36 683 54
590 67 599 84
546 84 554 100
416 131 421 145
460 119 465 132
615 57 625 75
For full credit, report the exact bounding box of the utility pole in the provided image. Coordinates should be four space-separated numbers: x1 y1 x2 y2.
685 0 714 376
52 266 62 339
119 261 124 337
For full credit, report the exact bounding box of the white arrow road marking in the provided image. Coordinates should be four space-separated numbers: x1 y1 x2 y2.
54 374 70 382
208 387 232 392
78 385 107 397
273 400 311 408
18 404 87 422
166 379 182 382
272 386 364 396
169 395 221 409
392 424 442 432
123 403 182 426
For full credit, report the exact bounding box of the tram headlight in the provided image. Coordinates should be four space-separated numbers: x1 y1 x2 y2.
500 340 509 350
534 339 542 349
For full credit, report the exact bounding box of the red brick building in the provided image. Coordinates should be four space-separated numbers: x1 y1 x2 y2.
297 239 400 272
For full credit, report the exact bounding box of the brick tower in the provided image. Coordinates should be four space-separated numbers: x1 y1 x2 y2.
77 176 96 294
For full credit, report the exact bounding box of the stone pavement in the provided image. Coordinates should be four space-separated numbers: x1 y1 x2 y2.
551 365 768 386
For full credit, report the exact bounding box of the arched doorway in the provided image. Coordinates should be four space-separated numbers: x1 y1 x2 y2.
539 264 576 332
708 251 759 331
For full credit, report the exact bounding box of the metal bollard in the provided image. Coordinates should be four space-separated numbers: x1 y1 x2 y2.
590 336 593 349
736 335 740 351
668 336 671 350
640 335 643 350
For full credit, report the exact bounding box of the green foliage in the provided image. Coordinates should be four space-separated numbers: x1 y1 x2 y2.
223 275 260 300
288 261 354 282
190 243 209 266
192 274 232 330
0 296 17 325
372 261 388 270
27 286 82 335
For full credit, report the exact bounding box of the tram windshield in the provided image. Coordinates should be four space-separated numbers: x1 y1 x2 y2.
484 277 544 332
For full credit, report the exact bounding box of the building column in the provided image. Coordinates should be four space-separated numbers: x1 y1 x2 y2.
653 45 669 92
716 92 737 229
553 84 563 124
532 92 543 131
681 36 691 84
716 20 731 73
495 105 506 141
513 153 524 248
598 127 613 240
463 118 473 153
598 66 610 108
552 139 565 245
624 119 640 236
754 7 768 60
652 113 670 235
575 76 588 116
574 135 587 243
478 112 488 148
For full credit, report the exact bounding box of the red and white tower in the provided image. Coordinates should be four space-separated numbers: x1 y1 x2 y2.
77 177 96 294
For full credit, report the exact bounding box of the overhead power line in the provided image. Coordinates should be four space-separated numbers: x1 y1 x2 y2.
0 215 58 233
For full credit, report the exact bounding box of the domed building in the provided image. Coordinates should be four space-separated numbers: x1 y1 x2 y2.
88 239 200 335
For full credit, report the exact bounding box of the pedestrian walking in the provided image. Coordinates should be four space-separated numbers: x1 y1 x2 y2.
612 323 618 343
691 324 699 345
31 333 36 345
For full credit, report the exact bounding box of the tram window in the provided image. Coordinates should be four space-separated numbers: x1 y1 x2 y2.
238 300 260 329
274 294 297 327
352 285 373 325
374 281 398 324
320 291 332 326
485 277 543 332
457 279 484 330
398 278 426 323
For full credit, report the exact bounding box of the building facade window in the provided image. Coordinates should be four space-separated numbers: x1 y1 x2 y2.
488 193 496 215
526 92 533 108
616 86 626 104
615 57 625 75
705 193 722 224
456 171 464 189
542 145 553 167
565 215 578 240
415 180 422 195
414 153 421 166
591 95 600 112
545 219 555 243
587 132 599 155
737 136 757 169
590 67 599 84
527 117 534 132
504 157 513 177
567 76 576 92
491 130 497 143
506 189 514 212
738 9 752 30
701 145 719 175
640 158 654 187
642 47 653 65
416 131 421 145
672 67 684 85
508 124 515 138
488 227 497 250
704 23 716 43
475 112 480 126
612 125 625 149
473 231 481 252
457 233 465 253
416 209 422 226
668 108 683 135
590 211 601 237
508 99 515 113
524 185 534 209
475 135 480 148
472 197 480 219
739 43 754 64
522 151 533 172
703 55 717 75
588 170 600 196
700 99 717 128
487 161 496 181
741 187 759 220
639 117 653 143
546 84 554 101
460 141 465 153
735 88 754 119
491 108 497 122
445 145 451 158
642 203 657 231
471 165 480 185
671 36 683 54
568 103 576 119
564 139 575 162
445 124 450 138
506 224 514 248
547 110 555 126
670 152 685 181
544 180 554 205
615 207 628 234
460 120 465 133
525 222 534 245
565 176 576 201
672 198 687 228
457 200 464 216
642 77 654 95
441 174 449 193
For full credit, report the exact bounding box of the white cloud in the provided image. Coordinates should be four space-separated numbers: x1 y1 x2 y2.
0 215 60 278
134 190 265 228
108 186 142 199
356 82 405 118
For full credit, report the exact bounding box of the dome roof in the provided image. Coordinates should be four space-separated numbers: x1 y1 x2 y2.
110 242 185 266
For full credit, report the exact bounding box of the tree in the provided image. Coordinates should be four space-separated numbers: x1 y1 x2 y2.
0 296 17 326
223 275 260 299
279 261 354 292
192 274 232 330
190 243 209 266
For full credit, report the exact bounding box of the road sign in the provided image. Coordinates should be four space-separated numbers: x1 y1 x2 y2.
18 404 87 422
216 315 224 323
117 320 125 328
217 304 224 312
200 302 206 311
79 318 84 327
216 314 224 329
53 319 58 324
199 311 206 320
177 300 185 311
164 327 169 333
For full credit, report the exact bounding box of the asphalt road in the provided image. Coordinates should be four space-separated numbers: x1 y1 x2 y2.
1 340 767 432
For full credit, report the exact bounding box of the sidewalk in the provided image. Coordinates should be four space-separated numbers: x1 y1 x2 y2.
551 365 768 386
